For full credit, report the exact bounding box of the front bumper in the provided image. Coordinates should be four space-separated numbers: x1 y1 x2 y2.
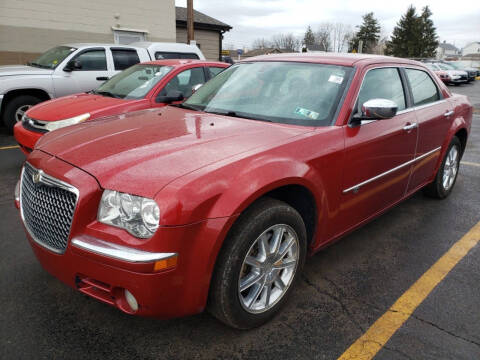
13 122 43 155
19 150 234 318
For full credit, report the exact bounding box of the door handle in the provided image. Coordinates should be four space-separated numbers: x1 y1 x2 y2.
444 110 454 117
403 123 418 131
96 76 109 81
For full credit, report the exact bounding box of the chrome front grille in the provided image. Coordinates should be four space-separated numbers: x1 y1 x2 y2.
21 163 78 253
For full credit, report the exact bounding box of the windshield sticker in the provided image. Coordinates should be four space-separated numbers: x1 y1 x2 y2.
328 74 344 84
295 107 319 120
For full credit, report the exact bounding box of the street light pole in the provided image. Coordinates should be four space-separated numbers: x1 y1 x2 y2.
187 0 194 44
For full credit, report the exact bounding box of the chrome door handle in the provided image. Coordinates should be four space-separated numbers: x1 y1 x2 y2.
403 123 418 131
444 110 454 117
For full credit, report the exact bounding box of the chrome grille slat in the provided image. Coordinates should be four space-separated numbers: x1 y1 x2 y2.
21 163 78 253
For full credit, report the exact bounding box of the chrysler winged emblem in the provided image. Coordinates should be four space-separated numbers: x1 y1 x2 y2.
32 170 42 184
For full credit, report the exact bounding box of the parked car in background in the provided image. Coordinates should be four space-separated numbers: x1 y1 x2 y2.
15 54 472 329
423 63 451 84
14 60 228 154
0 42 205 131
444 61 477 81
423 62 469 85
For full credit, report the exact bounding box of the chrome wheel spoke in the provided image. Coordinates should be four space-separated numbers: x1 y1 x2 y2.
247 281 265 309
245 256 262 269
277 235 295 260
274 258 296 270
264 284 272 307
274 277 286 291
258 234 269 258
270 227 284 255
240 272 263 292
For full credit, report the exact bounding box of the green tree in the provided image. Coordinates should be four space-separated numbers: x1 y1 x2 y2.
386 5 421 57
349 12 381 53
303 26 315 47
418 6 439 58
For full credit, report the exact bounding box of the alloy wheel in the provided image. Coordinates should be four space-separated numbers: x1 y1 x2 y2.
442 145 459 191
238 224 299 314
15 105 32 122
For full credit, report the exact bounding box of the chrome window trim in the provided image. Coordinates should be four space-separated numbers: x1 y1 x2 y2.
71 236 177 263
343 147 442 194
349 65 408 125
350 65 448 126
20 162 80 254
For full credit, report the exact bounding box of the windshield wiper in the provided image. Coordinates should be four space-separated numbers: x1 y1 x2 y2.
174 103 204 111
27 62 49 69
205 110 272 122
94 90 122 99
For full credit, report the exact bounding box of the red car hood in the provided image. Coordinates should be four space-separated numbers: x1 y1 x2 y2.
27 93 134 121
36 106 311 198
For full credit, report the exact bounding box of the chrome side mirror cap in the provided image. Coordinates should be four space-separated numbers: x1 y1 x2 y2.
191 83 203 95
361 98 398 120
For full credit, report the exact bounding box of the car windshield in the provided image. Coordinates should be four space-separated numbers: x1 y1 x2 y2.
183 61 353 126
94 64 173 99
437 63 455 71
29 46 77 69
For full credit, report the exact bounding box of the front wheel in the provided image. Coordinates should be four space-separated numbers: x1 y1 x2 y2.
423 136 461 199
2 95 43 131
208 198 307 329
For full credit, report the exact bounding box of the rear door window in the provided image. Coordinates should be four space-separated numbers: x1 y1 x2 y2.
111 49 140 70
405 69 440 106
155 52 199 60
357 67 406 112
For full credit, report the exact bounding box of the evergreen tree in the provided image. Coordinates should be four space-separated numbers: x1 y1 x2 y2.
418 6 439 58
349 12 381 53
303 26 315 48
386 6 421 57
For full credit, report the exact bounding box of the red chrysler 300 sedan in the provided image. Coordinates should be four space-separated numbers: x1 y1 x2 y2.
14 59 229 154
15 54 472 329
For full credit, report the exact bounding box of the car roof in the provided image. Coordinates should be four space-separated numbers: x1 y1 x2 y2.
240 52 423 67
62 43 143 49
140 59 229 67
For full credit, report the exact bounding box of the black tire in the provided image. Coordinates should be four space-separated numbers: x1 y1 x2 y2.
2 95 43 131
208 197 307 329
423 136 462 199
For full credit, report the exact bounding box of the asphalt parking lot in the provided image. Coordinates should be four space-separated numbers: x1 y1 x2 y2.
0 81 479 360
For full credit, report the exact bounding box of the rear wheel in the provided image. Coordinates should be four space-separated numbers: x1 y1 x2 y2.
423 136 461 199
2 95 43 131
208 198 307 329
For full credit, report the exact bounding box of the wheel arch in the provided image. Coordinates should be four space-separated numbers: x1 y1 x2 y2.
1 88 51 118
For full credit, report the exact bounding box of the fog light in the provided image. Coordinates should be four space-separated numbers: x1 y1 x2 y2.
124 289 138 312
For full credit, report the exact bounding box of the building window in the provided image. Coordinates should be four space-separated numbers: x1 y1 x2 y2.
113 30 146 45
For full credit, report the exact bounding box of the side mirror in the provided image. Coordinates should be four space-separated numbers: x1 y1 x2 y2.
191 84 203 95
156 90 184 104
359 98 398 120
64 59 82 72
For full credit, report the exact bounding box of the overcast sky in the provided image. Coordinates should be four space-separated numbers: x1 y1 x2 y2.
175 0 480 50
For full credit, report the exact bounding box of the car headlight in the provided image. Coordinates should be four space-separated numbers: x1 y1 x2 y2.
98 190 160 239
44 113 90 131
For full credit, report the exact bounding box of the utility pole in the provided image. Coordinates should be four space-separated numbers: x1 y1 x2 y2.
187 0 194 44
